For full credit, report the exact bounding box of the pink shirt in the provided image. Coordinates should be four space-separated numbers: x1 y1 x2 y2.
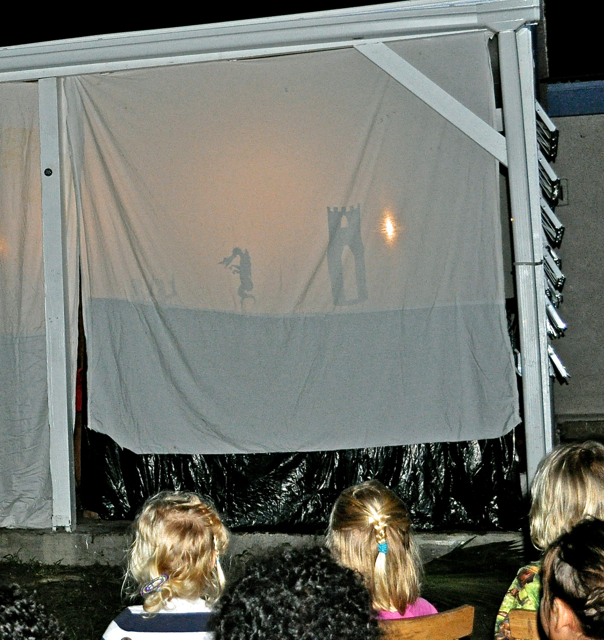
378 598 438 620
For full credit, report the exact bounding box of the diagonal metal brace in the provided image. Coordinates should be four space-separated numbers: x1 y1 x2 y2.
355 42 508 166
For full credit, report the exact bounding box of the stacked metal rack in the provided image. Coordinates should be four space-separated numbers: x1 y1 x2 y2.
537 102 569 380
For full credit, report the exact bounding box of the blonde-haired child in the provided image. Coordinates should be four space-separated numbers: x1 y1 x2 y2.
495 441 604 640
103 491 229 640
327 479 436 620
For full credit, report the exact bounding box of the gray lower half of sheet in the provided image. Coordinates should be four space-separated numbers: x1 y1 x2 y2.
88 299 520 454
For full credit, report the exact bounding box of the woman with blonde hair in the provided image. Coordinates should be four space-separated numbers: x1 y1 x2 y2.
327 479 436 620
103 490 229 639
495 441 604 640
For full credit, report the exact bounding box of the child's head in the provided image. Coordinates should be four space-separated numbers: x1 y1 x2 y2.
128 491 228 613
540 518 604 640
327 479 421 614
212 546 380 640
529 441 604 551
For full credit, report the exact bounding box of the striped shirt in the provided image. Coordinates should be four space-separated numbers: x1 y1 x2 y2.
103 598 213 640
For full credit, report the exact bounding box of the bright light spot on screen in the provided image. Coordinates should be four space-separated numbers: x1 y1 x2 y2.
384 217 395 239
380 210 399 244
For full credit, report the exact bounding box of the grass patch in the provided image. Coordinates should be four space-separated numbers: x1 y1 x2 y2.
0 556 124 640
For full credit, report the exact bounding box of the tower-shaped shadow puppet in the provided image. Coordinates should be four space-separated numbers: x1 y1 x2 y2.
327 205 368 306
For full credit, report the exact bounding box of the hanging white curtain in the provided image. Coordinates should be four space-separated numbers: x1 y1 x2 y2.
0 83 52 527
66 30 519 454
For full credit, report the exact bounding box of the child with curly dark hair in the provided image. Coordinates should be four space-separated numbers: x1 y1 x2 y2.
211 546 381 640
0 584 67 640
540 517 604 640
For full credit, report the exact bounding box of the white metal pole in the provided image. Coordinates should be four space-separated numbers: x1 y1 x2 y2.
499 28 549 484
39 77 76 531
515 27 554 454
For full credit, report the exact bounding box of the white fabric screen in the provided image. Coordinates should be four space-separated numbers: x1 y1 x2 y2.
0 83 52 527
66 30 519 454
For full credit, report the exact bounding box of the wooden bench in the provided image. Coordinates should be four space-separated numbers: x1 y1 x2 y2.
379 604 475 640
509 609 541 640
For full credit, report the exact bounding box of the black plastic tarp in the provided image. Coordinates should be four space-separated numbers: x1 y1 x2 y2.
81 428 523 532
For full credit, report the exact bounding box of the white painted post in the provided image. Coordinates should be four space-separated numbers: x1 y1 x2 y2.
39 77 76 531
499 29 551 484
516 27 555 455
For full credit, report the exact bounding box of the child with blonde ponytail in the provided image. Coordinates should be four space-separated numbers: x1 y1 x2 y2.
103 491 229 639
327 480 436 620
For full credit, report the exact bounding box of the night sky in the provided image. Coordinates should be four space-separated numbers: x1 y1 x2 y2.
0 2 600 82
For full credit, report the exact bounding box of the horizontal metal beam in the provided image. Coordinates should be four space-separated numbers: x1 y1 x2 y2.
0 0 539 81
355 42 507 165
0 33 478 83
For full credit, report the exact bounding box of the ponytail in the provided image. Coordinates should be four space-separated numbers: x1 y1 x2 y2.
327 480 422 614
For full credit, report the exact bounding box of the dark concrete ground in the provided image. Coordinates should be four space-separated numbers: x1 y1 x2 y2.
0 536 525 640
422 538 526 640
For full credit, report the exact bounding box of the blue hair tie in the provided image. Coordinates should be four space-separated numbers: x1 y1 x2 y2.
378 542 388 555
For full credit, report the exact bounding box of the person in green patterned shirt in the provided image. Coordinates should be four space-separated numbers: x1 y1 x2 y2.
494 442 604 640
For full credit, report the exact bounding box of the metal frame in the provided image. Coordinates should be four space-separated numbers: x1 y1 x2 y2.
0 0 547 528
499 28 553 482
355 42 508 165
39 78 76 530
0 0 541 82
